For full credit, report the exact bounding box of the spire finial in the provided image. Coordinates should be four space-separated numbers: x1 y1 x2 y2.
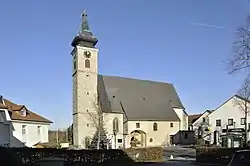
81 10 90 32
71 11 98 47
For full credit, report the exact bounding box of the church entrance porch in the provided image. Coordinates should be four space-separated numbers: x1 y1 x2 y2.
130 130 146 147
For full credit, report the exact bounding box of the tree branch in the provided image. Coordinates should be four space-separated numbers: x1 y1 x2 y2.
228 15 250 75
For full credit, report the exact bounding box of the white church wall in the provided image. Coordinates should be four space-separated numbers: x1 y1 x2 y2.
103 112 124 149
126 120 180 148
173 108 188 130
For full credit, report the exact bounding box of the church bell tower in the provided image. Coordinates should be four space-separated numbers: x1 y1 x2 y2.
71 11 99 148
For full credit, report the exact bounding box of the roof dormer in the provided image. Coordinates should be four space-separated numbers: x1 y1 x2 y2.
20 106 27 117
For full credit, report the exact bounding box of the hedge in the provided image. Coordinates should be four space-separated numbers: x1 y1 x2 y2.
0 146 163 166
124 147 163 162
196 147 250 165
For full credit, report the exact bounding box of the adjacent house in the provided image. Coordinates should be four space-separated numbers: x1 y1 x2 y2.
188 113 202 131
0 95 52 147
208 95 250 147
188 95 250 147
188 110 212 144
71 12 188 149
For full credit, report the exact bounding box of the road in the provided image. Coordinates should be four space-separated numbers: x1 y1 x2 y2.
159 146 223 166
143 161 221 166
163 145 196 159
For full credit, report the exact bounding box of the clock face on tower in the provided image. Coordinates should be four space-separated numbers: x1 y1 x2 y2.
84 50 91 58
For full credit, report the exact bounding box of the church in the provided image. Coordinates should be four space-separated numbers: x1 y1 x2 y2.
71 11 188 149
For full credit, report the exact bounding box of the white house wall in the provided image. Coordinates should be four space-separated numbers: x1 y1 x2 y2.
192 111 210 130
208 96 250 144
11 121 50 147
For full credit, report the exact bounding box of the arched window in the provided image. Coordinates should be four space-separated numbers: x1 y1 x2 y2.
85 59 90 68
153 122 158 131
113 117 119 134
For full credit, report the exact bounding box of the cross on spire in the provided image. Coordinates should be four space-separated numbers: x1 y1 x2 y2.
81 10 90 32
71 11 98 47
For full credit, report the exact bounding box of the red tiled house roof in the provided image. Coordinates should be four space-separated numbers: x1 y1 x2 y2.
0 96 52 123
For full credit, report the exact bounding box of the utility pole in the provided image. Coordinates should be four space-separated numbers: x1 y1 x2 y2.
244 99 248 145
56 128 59 145
65 128 68 143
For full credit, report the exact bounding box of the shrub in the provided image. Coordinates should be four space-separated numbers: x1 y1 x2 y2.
124 147 163 162
0 148 23 166
196 147 250 164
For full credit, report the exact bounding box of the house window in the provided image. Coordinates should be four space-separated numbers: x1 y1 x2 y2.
184 133 188 139
37 126 41 135
202 117 206 123
113 117 119 133
118 139 122 143
153 123 158 131
85 59 90 68
228 119 233 126
86 92 89 95
136 123 140 128
87 124 89 127
73 61 77 70
20 109 26 117
216 119 221 126
170 122 173 128
22 125 26 135
149 138 153 142
241 118 246 125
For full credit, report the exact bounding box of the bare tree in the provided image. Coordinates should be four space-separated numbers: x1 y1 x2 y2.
228 16 250 75
87 94 109 149
233 77 250 144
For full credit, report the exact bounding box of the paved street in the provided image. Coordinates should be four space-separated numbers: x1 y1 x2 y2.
163 145 196 159
143 161 223 166
160 146 223 166
143 161 221 166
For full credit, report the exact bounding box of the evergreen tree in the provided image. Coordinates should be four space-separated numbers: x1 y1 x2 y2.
89 124 110 149
67 124 73 145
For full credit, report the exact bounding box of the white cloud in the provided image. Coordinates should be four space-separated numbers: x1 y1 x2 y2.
190 22 225 29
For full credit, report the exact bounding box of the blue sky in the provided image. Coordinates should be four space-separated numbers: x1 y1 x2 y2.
0 0 249 129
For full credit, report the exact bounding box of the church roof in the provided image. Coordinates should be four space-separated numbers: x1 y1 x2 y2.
98 75 184 121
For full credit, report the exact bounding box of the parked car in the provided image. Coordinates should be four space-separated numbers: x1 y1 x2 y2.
228 150 250 166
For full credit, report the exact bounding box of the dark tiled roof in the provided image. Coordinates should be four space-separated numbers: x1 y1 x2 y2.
0 96 52 123
235 95 250 103
98 75 184 121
